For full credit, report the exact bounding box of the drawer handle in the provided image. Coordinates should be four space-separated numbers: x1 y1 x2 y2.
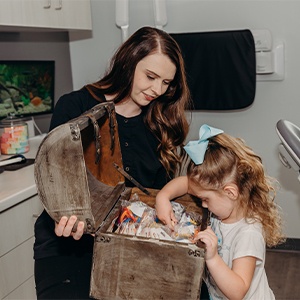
55 0 62 10
43 0 51 9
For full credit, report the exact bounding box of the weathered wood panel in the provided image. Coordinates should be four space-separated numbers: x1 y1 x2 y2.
91 233 204 300
34 102 125 233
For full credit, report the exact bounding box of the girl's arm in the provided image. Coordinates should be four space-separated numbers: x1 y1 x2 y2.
196 228 256 300
155 176 189 228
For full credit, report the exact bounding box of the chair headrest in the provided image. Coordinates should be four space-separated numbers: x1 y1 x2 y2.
276 119 300 169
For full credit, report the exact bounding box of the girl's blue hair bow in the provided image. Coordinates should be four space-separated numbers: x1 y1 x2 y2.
184 124 224 165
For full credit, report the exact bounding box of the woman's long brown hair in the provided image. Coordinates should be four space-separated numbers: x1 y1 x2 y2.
85 26 192 177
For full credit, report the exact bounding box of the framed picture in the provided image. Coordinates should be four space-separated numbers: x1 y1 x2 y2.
0 60 55 119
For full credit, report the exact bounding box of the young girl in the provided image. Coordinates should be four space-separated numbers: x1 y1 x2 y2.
156 124 286 300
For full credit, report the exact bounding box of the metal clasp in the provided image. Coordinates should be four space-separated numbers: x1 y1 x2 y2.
96 235 111 243
70 124 80 141
188 249 203 257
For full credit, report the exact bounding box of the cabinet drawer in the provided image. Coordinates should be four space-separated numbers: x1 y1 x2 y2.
0 195 43 257
0 237 35 299
0 0 92 31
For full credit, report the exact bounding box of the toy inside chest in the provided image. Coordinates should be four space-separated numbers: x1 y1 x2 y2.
34 102 206 300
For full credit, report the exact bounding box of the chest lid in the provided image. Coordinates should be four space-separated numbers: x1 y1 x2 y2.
34 102 126 233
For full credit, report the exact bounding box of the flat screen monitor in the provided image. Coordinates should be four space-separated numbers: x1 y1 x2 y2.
0 60 55 119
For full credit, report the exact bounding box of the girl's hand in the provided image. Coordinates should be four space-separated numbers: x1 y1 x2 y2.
194 226 218 260
195 226 256 299
155 197 178 229
54 215 85 240
155 176 189 229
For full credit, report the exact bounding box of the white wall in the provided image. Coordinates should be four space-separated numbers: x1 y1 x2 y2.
69 0 300 238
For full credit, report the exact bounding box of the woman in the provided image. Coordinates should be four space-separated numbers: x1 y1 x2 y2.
34 26 191 299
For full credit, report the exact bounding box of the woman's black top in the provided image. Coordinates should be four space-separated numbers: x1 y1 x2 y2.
34 87 170 260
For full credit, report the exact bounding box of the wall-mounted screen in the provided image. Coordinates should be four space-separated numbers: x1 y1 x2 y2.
0 60 55 119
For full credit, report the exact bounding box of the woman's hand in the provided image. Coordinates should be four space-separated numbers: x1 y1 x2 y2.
54 215 85 240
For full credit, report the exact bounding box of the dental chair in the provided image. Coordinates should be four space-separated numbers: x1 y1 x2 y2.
276 119 300 181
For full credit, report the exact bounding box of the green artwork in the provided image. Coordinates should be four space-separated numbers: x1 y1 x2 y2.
0 61 55 119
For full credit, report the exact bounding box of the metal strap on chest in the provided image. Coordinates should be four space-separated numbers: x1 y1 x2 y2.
86 104 116 164
105 104 115 152
85 113 101 164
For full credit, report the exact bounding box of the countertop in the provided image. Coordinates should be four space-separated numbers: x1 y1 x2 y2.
0 134 46 212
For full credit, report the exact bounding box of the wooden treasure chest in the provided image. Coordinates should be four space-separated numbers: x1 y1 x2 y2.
34 102 206 299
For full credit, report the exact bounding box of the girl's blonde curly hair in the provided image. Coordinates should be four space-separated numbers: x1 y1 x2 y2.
187 133 286 248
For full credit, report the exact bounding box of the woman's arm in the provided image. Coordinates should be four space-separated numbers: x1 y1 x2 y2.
155 176 189 227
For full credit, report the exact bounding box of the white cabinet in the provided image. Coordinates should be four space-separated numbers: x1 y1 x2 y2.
0 0 92 31
0 195 43 300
